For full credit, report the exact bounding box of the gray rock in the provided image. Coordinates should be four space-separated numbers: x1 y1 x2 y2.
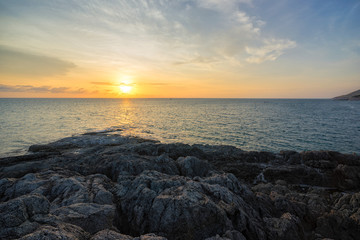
0 196 28 228
91 230 168 240
176 156 211 177
0 194 50 239
116 170 265 240
136 233 168 240
91 229 133 240
205 230 246 240
264 212 304 240
19 223 90 240
1 133 360 240
52 203 116 234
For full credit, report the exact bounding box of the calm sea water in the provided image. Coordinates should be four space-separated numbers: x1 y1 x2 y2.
0 98 359 157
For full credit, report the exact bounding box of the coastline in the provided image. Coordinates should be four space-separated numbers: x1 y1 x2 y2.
1 132 360 240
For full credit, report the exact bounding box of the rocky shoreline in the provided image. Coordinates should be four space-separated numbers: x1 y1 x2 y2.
1 132 359 240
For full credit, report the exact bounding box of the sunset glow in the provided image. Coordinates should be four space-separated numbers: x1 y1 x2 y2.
119 85 133 94
0 0 359 98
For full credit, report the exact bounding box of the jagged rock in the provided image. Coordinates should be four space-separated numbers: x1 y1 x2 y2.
0 197 29 229
91 229 168 240
98 154 179 181
1 133 360 240
52 203 116 234
116 170 265 240
135 233 168 240
263 165 323 186
19 223 90 240
176 156 211 177
264 212 304 240
91 229 133 240
205 230 247 240
333 164 360 190
0 194 50 239
315 192 360 239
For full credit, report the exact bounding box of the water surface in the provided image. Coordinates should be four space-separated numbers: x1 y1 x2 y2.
1 98 359 157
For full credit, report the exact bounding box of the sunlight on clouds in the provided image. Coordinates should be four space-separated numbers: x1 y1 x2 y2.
117 75 135 95
119 85 132 94
1 0 358 98
118 75 133 85
0 0 297 74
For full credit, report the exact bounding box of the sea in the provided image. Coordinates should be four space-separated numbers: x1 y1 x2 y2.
0 98 359 157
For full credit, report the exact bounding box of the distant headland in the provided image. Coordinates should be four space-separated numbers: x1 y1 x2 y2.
334 89 360 100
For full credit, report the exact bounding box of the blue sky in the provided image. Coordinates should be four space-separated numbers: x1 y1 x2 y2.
0 0 359 98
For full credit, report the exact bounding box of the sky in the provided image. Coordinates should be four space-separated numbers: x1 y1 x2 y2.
0 0 359 98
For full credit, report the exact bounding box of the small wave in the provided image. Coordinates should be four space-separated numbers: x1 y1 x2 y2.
82 127 123 135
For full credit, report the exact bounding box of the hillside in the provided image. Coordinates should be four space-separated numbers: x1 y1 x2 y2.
334 89 360 100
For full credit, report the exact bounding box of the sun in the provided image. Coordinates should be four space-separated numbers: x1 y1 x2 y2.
119 85 132 94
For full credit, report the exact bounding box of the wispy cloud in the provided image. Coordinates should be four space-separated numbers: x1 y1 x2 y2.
173 56 217 66
0 0 297 77
245 39 297 63
196 0 252 12
0 45 75 77
0 84 85 94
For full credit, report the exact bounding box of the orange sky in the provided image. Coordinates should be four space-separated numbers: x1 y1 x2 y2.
0 0 359 98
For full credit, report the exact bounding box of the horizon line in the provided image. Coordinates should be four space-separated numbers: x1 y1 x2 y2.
0 97 334 100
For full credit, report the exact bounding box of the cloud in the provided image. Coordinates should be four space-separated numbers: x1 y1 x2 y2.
0 45 75 77
173 56 217 66
0 0 296 73
196 0 252 12
245 39 297 63
141 82 168 86
0 84 85 94
91 82 116 86
232 11 262 34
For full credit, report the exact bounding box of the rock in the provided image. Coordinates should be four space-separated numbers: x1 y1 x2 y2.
221 162 263 183
19 223 90 240
264 212 304 240
333 164 360 190
1 133 360 240
116 170 265 240
91 229 133 240
0 196 29 229
136 233 168 240
176 156 211 177
222 230 247 240
204 230 247 240
52 203 116 234
0 194 50 239
91 230 168 240
263 165 323 186
305 159 337 169
315 212 360 240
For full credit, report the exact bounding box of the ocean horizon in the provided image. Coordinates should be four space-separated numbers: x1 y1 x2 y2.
1 98 359 157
